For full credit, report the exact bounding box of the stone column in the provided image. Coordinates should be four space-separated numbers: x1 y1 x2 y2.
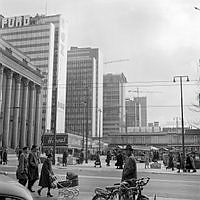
34 86 41 145
11 74 22 149
0 64 4 115
3 70 13 148
0 64 4 147
19 79 29 148
27 82 35 147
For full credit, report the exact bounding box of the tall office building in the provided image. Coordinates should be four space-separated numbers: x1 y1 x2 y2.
0 14 68 137
103 73 127 136
125 98 136 130
134 96 147 127
66 47 103 141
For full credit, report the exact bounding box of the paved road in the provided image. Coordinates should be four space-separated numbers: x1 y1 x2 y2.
1 155 200 200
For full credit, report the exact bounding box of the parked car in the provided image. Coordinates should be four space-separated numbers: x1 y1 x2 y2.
0 172 33 200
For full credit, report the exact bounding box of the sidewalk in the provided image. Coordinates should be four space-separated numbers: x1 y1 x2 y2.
5 154 200 176
55 155 200 176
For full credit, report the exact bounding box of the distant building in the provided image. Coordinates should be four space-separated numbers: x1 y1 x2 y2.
0 37 43 149
65 47 103 146
125 98 136 131
103 73 127 136
0 14 68 137
133 96 147 127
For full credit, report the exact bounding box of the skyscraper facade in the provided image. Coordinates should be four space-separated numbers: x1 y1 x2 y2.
0 14 68 136
103 73 127 136
66 47 103 140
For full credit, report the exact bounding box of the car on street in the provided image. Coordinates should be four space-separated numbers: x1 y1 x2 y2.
0 172 33 200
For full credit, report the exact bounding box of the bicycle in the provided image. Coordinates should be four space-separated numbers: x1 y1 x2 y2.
92 185 120 200
118 177 153 200
92 177 154 200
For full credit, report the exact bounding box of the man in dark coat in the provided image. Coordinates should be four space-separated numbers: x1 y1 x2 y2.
38 153 54 197
122 145 137 200
27 145 39 192
106 150 112 166
62 150 68 166
122 145 137 182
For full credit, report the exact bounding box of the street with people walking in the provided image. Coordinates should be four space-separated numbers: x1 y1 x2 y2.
1 154 200 200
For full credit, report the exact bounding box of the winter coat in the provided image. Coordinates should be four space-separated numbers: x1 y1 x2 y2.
38 158 53 188
16 153 28 180
116 153 123 167
28 152 39 181
122 155 137 182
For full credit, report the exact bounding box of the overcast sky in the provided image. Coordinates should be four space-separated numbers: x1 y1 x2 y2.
1 0 200 127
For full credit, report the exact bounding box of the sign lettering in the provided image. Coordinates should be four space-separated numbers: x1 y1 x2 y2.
1 15 31 28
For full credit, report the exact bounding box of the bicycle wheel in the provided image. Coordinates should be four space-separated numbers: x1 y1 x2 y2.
110 190 120 200
92 194 107 200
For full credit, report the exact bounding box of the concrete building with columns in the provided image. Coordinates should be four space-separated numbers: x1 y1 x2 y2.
0 14 68 139
0 37 43 149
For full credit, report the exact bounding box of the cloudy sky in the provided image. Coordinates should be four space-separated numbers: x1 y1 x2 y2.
1 0 200 127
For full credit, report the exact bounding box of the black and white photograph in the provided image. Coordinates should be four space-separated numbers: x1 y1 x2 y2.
0 0 200 199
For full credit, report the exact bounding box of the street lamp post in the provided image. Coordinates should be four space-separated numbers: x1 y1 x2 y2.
98 108 102 153
81 102 86 151
173 75 189 172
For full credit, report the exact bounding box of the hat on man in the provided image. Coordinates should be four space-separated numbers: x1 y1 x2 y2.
22 146 28 151
47 153 53 158
125 144 133 151
31 145 37 150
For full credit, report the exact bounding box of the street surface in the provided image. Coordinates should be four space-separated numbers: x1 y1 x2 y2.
1 154 200 200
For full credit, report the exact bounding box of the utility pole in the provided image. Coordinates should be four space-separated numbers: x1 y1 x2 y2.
53 86 57 165
98 108 102 153
173 75 189 172
85 86 89 163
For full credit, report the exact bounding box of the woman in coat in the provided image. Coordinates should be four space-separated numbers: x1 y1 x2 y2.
16 147 28 186
37 153 54 197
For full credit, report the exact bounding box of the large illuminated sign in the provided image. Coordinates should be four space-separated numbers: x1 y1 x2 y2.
1 15 31 28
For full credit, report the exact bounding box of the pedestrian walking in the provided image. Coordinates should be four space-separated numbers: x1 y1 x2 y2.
2 147 7 165
122 144 137 200
94 151 101 167
62 149 68 166
176 152 182 173
79 149 84 164
27 145 39 192
186 153 196 173
0 147 3 164
115 150 123 169
16 147 29 186
37 153 54 197
144 152 150 169
106 150 112 166
166 152 174 171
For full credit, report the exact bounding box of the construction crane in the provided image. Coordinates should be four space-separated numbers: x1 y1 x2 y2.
104 59 130 65
128 88 161 98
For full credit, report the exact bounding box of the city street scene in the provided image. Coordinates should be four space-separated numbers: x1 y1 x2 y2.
0 0 200 200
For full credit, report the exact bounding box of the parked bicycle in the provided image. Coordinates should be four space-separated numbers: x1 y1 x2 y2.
92 185 120 200
92 177 155 200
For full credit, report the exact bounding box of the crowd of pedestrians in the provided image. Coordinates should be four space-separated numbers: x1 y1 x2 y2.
16 145 55 197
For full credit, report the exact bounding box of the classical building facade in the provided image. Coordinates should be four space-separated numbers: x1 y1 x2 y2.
0 14 68 136
0 37 43 149
103 73 127 136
